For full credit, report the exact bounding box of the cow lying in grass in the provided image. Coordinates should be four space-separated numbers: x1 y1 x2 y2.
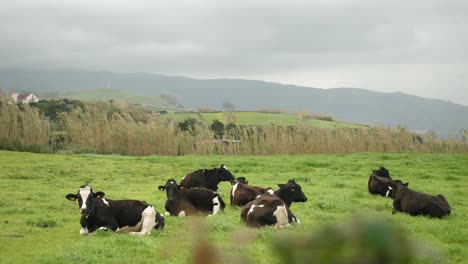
158 179 225 217
180 164 235 191
375 178 451 218
232 179 307 207
230 178 271 206
240 180 307 227
368 166 395 197
66 184 164 235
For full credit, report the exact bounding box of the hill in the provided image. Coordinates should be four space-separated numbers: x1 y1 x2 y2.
1 68 467 134
57 88 180 110
163 111 367 129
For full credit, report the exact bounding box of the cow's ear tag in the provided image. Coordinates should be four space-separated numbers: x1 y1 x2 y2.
70 197 76 201
94 191 105 199
179 185 185 190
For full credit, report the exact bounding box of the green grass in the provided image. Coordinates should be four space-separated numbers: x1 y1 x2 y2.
58 89 174 109
162 111 367 128
0 151 467 263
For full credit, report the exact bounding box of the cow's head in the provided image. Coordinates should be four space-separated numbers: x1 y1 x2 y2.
66 184 105 216
277 180 308 206
158 179 184 201
389 180 409 198
372 167 391 178
216 165 235 182
373 178 409 198
232 176 248 185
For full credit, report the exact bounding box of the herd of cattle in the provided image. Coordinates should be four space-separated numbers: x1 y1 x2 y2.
65 165 451 235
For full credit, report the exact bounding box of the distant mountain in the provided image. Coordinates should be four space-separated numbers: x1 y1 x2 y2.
1 68 467 134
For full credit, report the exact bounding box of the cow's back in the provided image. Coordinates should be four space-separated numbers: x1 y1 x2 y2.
395 189 451 218
232 183 268 206
106 199 151 227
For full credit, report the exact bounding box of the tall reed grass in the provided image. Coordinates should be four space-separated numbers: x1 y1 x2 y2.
0 98 50 152
1 99 467 155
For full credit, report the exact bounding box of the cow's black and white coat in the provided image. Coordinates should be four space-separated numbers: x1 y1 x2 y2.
158 179 225 217
66 184 164 235
240 180 308 227
180 165 235 191
241 190 299 228
230 179 270 207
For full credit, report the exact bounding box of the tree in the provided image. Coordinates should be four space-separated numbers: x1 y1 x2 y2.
222 101 236 112
210 119 225 138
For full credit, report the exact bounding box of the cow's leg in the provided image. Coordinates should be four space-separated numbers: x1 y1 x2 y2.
79 227 89 235
273 205 291 228
131 206 157 235
209 196 222 216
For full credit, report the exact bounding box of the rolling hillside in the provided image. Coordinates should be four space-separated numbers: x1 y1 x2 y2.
162 111 368 128
1 68 467 134
57 89 180 110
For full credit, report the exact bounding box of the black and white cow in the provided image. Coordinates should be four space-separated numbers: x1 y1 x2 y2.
240 180 308 227
158 179 225 217
240 190 300 228
180 165 235 191
232 179 307 207
230 180 271 207
66 184 164 235
377 179 451 218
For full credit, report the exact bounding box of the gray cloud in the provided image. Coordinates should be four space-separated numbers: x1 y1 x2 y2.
1 0 467 104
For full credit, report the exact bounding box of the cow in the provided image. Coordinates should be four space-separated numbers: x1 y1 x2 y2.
65 184 164 235
233 179 307 207
240 190 300 228
368 166 395 197
158 179 225 217
377 179 451 218
240 180 308 227
180 165 235 191
230 180 271 207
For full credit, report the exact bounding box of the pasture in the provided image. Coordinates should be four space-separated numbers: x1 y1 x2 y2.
0 151 467 263
161 111 366 128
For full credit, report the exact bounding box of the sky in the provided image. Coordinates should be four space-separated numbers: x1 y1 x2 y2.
1 0 467 105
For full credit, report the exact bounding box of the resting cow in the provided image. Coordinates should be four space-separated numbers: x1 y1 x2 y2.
158 179 225 217
180 164 235 191
376 178 451 218
240 180 308 227
368 166 395 197
66 184 164 235
232 179 307 207
240 190 300 228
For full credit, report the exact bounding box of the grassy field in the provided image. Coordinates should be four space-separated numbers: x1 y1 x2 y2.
58 89 174 109
0 151 466 263
162 111 367 128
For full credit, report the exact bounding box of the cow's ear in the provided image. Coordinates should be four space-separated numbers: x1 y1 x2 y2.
94 191 105 199
245 181 249 185
178 185 185 190
66 194 77 201
158 186 166 191
404 182 409 187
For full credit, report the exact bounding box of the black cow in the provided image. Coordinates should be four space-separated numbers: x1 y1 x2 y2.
368 167 394 197
158 179 225 217
240 180 308 227
379 179 451 218
240 190 300 228
180 165 235 191
66 184 164 235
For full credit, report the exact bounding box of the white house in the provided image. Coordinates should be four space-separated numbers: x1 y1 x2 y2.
11 92 40 104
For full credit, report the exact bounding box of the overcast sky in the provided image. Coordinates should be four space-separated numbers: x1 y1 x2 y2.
1 0 467 105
